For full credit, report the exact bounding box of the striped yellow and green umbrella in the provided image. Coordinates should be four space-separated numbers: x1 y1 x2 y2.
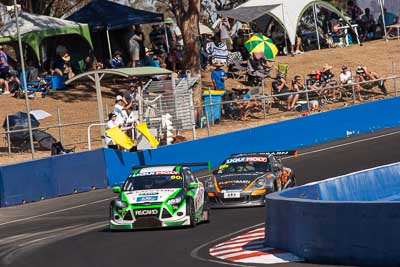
245 34 278 59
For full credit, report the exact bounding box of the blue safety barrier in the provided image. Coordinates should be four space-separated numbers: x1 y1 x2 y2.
103 97 400 185
0 150 108 207
3 97 400 207
265 162 400 266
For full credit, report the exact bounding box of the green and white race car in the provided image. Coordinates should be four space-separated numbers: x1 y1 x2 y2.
109 164 210 230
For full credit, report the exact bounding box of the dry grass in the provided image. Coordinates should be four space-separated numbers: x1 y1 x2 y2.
0 39 399 165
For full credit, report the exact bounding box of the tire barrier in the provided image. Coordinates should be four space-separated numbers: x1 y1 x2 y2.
265 162 400 266
0 150 108 207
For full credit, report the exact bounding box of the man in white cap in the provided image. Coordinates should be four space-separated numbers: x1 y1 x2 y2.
113 95 129 125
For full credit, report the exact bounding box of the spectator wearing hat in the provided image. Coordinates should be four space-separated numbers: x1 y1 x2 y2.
320 63 339 100
105 112 134 149
111 51 125 69
272 74 299 110
113 95 129 125
211 61 227 91
53 52 75 79
355 66 387 98
161 18 177 52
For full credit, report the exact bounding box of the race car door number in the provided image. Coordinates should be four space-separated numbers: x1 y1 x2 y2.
224 192 241 198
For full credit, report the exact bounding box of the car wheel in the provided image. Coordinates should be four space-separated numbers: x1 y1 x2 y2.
187 199 196 228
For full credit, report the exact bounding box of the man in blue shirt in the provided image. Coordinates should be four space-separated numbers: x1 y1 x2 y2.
378 8 399 37
211 61 227 90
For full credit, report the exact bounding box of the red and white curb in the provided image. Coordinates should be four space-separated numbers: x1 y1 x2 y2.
209 227 303 264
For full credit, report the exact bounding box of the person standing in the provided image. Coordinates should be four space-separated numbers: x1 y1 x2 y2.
0 46 10 94
211 61 227 91
127 26 143 68
219 17 233 51
149 24 166 53
134 25 145 65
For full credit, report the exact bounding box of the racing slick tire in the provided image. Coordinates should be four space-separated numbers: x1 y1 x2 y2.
187 198 196 228
283 175 296 189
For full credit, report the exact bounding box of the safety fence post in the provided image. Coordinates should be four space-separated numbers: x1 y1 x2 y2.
392 61 398 97
304 75 310 112
6 115 11 154
208 87 214 126
57 107 63 143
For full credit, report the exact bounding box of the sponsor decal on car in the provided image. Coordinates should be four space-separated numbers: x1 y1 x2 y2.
134 209 159 216
136 195 158 202
218 180 250 185
225 157 268 164
130 171 181 177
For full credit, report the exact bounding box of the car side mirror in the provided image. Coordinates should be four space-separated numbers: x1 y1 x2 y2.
212 169 218 175
112 186 121 194
188 182 198 189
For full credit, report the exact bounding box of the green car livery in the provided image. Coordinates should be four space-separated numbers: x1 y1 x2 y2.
110 164 210 230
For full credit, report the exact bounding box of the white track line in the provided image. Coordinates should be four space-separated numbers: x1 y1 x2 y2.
283 129 400 160
0 197 114 227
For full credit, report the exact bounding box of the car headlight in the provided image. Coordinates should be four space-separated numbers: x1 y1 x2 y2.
115 199 128 208
255 178 267 188
167 195 183 205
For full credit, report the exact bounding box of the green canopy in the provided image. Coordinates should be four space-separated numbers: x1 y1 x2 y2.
0 11 92 60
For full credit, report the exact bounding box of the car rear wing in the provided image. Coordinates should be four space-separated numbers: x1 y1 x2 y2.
132 162 211 169
231 151 298 157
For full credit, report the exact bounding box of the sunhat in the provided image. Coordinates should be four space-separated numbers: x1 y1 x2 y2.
62 53 71 61
214 61 224 67
322 63 332 71
116 95 123 101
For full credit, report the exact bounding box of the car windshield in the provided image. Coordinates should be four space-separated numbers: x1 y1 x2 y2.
123 172 183 191
217 157 270 174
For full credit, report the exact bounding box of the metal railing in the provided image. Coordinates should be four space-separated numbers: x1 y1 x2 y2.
196 74 399 137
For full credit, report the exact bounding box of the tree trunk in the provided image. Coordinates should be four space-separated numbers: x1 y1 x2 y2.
180 13 200 74
169 0 201 74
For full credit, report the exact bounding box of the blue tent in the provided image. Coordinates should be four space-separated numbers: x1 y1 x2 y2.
66 0 164 31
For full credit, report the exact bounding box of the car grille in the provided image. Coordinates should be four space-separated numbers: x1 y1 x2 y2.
123 210 133 220
161 208 172 219
133 217 161 228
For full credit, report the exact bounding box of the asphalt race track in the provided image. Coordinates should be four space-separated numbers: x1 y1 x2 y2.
2 127 400 267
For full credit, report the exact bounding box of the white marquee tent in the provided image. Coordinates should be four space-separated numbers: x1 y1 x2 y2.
219 0 388 47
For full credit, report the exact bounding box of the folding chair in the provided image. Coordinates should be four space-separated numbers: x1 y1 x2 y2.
277 63 289 78
230 59 247 80
19 71 41 92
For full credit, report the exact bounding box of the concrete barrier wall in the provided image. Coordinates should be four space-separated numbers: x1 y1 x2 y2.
104 97 400 185
0 150 108 207
265 162 400 266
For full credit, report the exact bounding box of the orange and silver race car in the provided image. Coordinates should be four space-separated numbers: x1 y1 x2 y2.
205 151 297 208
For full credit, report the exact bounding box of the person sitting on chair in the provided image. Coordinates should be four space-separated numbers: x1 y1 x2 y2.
247 53 271 86
111 50 125 68
378 8 399 37
232 87 263 121
360 8 376 40
320 63 339 101
339 65 353 99
355 66 387 98
272 74 299 110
